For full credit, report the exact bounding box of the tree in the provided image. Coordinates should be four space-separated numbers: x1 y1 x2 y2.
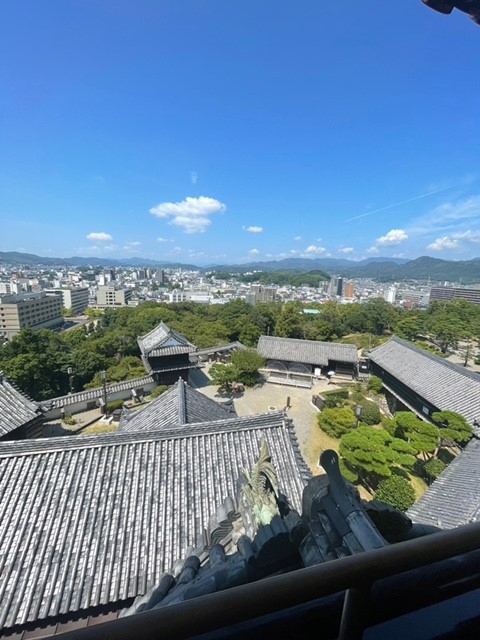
362 298 398 335
339 426 417 492
374 476 415 512
395 313 425 341
317 407 357 438
209 363 240 393
231 349 265 386
274 302 304 338
393 412 439 459
431 410 473 446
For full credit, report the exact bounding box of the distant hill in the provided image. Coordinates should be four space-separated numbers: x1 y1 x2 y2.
2 250 480 283
336 256 480 283
0 251 198 270
208 256 409 272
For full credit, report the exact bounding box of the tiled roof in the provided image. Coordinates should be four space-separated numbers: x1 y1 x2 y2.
140 356 197 375
196 342 246 357
120 379 235 431
369 337 480 425
0 372 42 437
0 413 310 630
257 336 358 366
407 438 480 529
40 376 155 410
137 322 196 356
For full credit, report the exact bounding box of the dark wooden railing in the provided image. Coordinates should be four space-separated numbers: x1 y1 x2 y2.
59 521 480 640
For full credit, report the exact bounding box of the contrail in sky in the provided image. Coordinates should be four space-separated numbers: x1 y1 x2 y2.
345 184 457 222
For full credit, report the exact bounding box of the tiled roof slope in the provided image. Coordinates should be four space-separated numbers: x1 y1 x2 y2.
407 438 480 529
120 378 234 431
0 372 42 437
137 322 196 356
369 336 480 425
41 376 155 410
257 335 358 366
0 413 310 630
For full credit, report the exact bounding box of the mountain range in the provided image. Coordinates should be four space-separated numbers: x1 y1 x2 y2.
2 250 480 283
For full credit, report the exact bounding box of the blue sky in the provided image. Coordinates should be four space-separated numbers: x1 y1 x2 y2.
1 1 479 265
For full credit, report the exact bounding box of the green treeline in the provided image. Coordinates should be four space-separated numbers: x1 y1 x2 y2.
213 270 330 287
1 298 480 401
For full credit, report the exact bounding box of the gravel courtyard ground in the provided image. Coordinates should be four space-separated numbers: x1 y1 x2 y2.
189 366 344 471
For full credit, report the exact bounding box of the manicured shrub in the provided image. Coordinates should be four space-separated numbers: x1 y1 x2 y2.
367 376 383 394
322 388 349 408
317 407 357 438
374 475 416 512
358 400 381 425
150 385 169 399
423 459 446 484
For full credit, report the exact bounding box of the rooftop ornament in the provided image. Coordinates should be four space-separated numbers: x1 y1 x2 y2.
421 0 480 24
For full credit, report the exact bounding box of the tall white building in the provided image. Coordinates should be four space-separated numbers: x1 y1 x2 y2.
45 287 89 315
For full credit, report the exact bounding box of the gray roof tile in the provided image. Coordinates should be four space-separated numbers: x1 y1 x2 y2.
41 376 156 410
0 413 310 630
0 373 42 437
257 336 358 366
119 379 235 432
407 438 480 529
369 337 480 425
137 322 196 356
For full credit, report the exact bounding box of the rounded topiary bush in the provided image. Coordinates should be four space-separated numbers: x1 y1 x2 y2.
358 400 381 426
423 458 446 484
367 375 383 394
374 475 415 512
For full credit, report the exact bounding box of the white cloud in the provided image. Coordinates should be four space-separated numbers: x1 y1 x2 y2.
428 229 480 251
190 171 198 185
149 196 226 234
366 246 380 255
244 225 263 233
157 236 174 243
124 241 140 248
87 232 113 242
293 235 302 241
304 245 327 255
249 248 260 256
338 247 354 254
376 229 408 246
408 195 480 238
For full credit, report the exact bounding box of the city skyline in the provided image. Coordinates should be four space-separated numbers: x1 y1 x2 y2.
1 1 479 265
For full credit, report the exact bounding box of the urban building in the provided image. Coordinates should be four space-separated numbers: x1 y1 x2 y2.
383 286 396 304
0 292 63 341
168 290 188 303
429 286 480 306
45 287 89 314
327 276 343 297
96 286 132 308
246 285 277 304
344 281 355 298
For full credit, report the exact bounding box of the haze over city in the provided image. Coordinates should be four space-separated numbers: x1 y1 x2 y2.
1 1 479 265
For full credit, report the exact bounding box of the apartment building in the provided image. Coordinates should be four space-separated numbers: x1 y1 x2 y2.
96 285 132 307
0 293 63 341
430 286 480 306
44 287 89 315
